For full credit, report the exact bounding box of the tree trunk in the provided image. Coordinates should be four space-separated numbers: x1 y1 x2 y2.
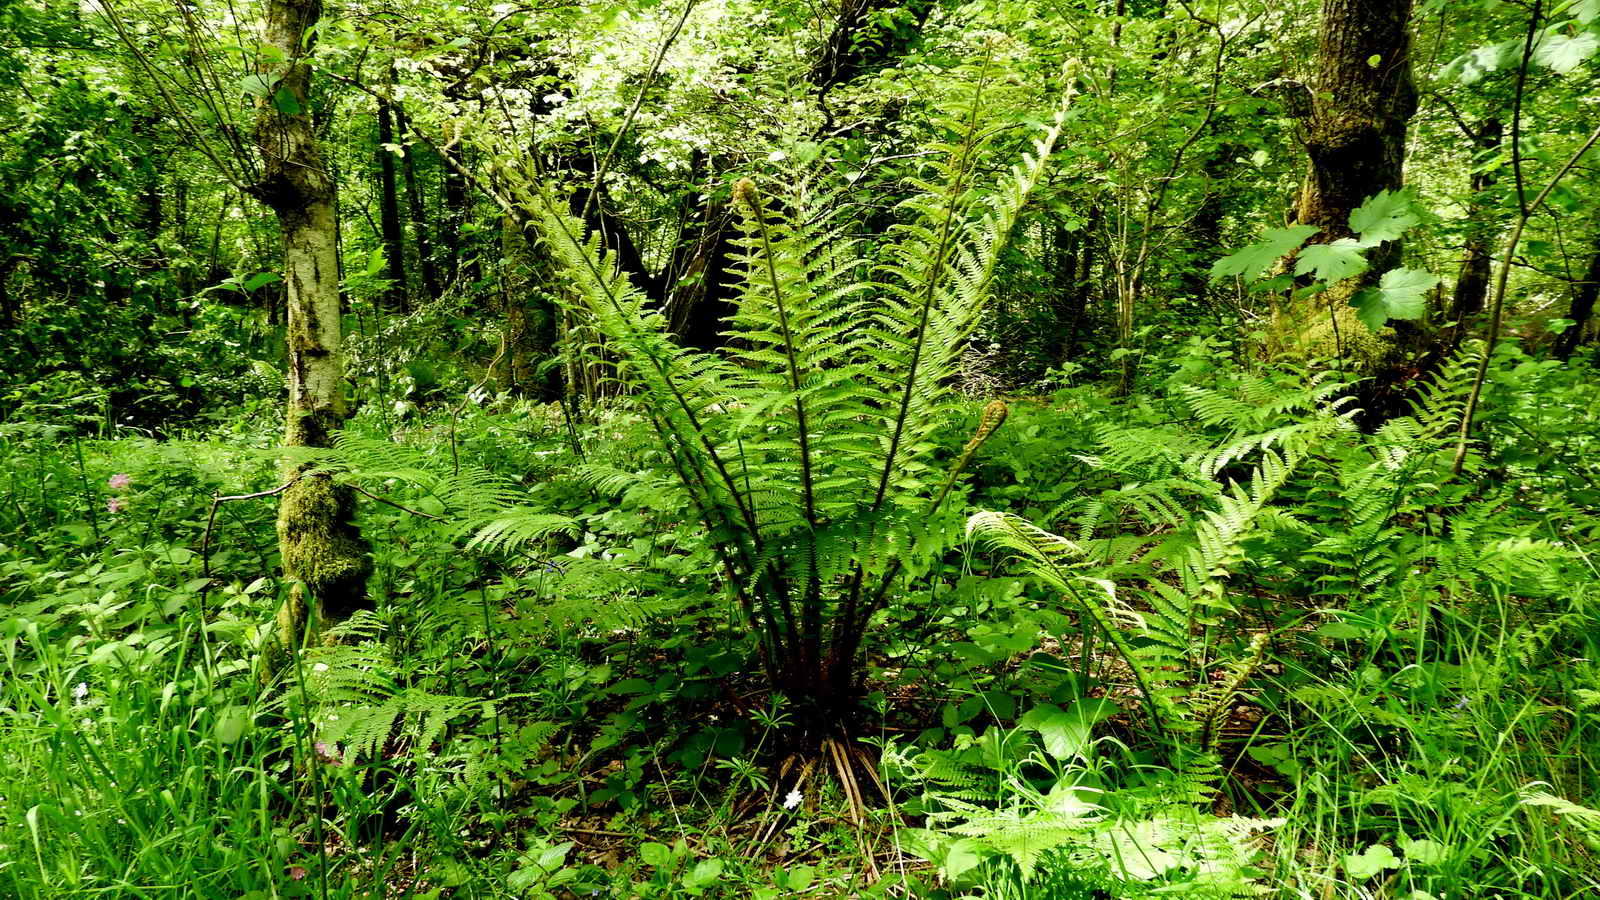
499 216 560 399
1298 0 1418 270
1065 204 1101 362
1287 0 1420 426
568 181 658 299
1050 220 1082 364
441 161 468 286
375 91 409 313
1448 118 1502 345
251 0 371 656
1556 235 1600 361
393 105 442 302
663 188 737 351
0 256 19 330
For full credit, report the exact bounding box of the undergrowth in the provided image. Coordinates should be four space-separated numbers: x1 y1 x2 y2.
2 335 1598 898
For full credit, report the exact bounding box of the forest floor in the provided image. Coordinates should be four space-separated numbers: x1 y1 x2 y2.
3 353 1599 898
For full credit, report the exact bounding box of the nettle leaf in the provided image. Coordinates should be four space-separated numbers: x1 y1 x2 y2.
1350 267 1439 331
1349 189 1419 247
1294 238 1368 284
1533 28 1599 74
1210 224 1319 283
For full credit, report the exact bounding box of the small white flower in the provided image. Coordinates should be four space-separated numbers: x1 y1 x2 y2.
73 682 89 701
783 788 803 810
313 662 329 673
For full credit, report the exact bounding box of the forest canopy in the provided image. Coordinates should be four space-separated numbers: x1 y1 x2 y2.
1 0 1598 896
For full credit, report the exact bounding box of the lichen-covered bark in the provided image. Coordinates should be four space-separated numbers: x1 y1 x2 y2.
252 0 371 660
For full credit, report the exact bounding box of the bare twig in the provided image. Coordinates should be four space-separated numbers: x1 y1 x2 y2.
578 0 699 224
200 478 298 589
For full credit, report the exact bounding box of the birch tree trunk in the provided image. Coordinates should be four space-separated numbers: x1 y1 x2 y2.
251 0 371 657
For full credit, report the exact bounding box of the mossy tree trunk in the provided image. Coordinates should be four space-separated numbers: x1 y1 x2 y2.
498 216 560 400
250 0 371 657
1288 0 1422 423
1298 0 1418 268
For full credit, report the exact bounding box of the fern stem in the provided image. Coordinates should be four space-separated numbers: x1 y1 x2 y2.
831 401 1010 669
644 411 787 671
736 177 824 668
518 183 765 546
836 62 996 658
865 58 992 517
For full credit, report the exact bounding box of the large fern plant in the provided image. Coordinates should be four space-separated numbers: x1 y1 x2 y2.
498 71 1070 738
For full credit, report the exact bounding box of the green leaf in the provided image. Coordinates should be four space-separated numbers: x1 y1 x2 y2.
1366 53 1382 67
1350 268 1439 331
684 858 723 887
1210 225 1319 283
638 842 674 869
1442 38 1519 83
239 74 275 97
1343 843 1399 880
1401 838 1448 865
1019 700 1110 760
1577 0 1600 24
243 272 281 292
272 86 302 115
943 837 988 880
1294 238 1369 284
781 865 815 890
607 678 652 695
1533 29 1599 74
214 705 250 744
1349 189 1419 247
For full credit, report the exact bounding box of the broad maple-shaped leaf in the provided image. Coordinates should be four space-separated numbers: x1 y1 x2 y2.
1210 224 1318 283
1350 267 1439 331
1294 238 1369 284
1533 28 1599 74
1349 189 1419 247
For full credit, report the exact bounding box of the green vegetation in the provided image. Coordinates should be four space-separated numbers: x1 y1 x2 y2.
3 0 1599 897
